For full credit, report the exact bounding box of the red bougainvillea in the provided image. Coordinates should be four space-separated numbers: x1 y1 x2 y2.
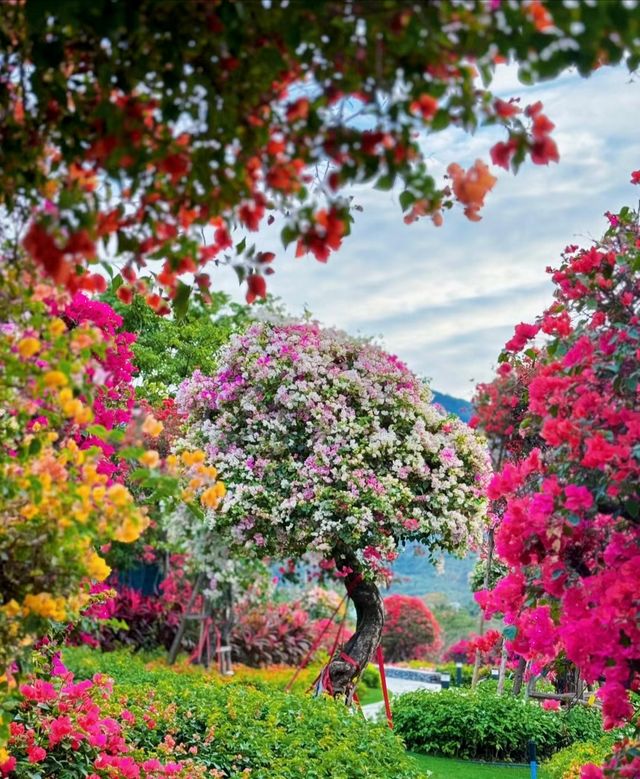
445 630 502 666
3 3 639 307
380 595 442 663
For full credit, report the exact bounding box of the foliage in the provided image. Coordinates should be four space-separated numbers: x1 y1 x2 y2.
381 595 442 662
82 581 183 653
544 736 618 779
36 646 421 779
101 291 259 404
477 201 640 736
424 593 480 649
469 555 509 594
392 683 604 763
231 600 313 668
3 3 639 305
177 321 490 580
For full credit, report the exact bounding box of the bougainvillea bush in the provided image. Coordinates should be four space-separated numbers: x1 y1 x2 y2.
176 320 490 694
0 646 421 779
380 595 442 663
0 266 148 672
177 321 490 579
476 195 640 775
445 630 503 668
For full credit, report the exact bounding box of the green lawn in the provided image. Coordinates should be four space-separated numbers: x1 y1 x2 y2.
357 685 384 705
409 753 535 778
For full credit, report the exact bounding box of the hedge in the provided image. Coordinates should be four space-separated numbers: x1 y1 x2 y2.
392 683 603 763
63 647 418 779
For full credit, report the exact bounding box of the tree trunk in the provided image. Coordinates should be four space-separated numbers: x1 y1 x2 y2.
472 529 494 688
496 641 508 695
325 570 384 699
512 656 527 696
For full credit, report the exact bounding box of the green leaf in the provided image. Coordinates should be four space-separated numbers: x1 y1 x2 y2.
119 446 145 459
502 625 517 640
399 190 416 212
174 281 192 320
86 424 109 440
281 225 298 249
375 173 395 191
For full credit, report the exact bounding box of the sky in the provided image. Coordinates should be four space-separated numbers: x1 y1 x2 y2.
213 64 640 400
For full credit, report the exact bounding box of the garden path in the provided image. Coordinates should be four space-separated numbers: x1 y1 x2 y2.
362 667 440 721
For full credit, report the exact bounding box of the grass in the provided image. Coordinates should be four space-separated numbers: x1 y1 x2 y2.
357 685 384 705
409 753 535 778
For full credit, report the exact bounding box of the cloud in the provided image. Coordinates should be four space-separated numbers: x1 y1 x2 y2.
214 65 640 398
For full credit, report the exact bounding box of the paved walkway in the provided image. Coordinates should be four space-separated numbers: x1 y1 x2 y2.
361 667 441 721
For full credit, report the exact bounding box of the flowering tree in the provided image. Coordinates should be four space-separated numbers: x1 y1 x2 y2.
380 595 442 663
477 189 640 777
1 3 639 306
469 355 541 686
177 321 490 696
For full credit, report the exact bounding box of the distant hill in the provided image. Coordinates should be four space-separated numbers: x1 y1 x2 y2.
431 390 473 422
388 544 476 606
389 389 477 604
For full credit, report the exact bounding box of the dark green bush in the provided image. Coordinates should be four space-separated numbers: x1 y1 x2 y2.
64 647 419 779
392 683 603 763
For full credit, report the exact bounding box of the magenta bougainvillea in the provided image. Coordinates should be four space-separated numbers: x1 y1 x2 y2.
476 193 640 763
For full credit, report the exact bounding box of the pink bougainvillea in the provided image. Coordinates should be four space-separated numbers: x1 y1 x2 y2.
476 197 640 768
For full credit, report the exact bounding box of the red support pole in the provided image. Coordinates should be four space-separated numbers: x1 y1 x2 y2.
376 645 393 729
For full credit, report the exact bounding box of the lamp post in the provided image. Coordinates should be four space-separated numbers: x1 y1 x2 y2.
455 661 463 687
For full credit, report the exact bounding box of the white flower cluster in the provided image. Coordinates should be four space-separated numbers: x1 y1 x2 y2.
177 322 491 580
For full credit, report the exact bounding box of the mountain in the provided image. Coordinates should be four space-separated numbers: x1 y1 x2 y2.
431 390 474 423
389 390 477 604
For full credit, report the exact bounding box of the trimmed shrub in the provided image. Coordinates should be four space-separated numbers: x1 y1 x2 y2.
56 647 420 779
392 683 603 763
381 595 442 662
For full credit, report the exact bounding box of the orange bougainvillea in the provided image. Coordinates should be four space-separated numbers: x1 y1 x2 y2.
446 160 497 222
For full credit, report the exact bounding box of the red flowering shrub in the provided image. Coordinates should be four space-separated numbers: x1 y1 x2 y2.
471 355 541 463
231 601 313 668
380 595 442 663
445 630 502 666
75 564 201 653
476 197 640 775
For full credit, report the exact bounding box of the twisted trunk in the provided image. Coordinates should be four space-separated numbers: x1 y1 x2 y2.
326 570 384 700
